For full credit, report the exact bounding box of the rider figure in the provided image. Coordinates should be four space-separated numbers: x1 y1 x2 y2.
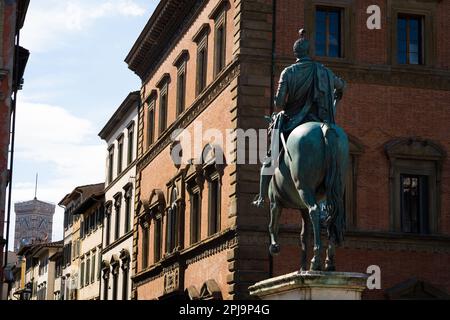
252 29 346 208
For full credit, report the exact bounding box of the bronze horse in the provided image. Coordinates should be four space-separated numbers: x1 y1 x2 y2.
268 121 349 271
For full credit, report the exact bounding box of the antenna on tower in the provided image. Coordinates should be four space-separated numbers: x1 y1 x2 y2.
34 173 38 200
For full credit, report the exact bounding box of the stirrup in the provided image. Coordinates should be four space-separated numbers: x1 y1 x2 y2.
252 195 266 208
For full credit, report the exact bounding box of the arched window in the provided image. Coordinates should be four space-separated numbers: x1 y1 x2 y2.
166 187 178 254
201 144 225 236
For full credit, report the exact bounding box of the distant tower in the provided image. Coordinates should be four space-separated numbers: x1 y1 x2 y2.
14 198 55 251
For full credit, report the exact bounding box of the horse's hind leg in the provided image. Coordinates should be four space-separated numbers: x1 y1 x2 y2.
269 201 281 256
325 235 336 271
300 209 311 272
298 188 322 271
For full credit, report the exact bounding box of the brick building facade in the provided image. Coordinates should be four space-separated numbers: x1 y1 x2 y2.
0 0 29 300
127 0 450 300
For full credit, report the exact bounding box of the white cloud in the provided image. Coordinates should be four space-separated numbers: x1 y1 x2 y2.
15 100 105 182
6 100 106 249
22 0 148 52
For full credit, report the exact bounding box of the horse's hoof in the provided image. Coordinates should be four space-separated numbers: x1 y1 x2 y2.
269 244 280 256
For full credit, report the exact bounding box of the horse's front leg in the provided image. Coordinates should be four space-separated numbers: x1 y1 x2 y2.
268 201 281 256
325 236 336 271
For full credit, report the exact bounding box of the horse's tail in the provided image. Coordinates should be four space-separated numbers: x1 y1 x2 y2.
323 124 346 245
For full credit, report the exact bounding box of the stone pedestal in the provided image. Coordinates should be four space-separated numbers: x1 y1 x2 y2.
249 271 368 300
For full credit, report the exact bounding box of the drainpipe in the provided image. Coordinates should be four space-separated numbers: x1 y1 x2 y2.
268 0 277 278
3 2 22 277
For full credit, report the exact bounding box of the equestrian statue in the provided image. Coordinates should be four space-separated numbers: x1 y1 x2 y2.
252 29 349 272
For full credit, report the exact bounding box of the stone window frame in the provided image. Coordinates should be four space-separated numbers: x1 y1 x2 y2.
209 0 229 78
144 189 166 264
104 201 113 246
304 0 355 64
345 136 364 230
185 161 204 245
173 50 189 117
90 248 96 284
123 183 133 234
80 258 85 289
193 23 211 96
137 204 151 271
165 174 186 256
85 253 91 287
156 73 171 136
110 255 120 301
127 121 135 166
117 133 124 175
146 90 157 150
201 144 225 237
385 138 445 235
113 192 123 242
107 145 115 184
119 249 131 300
388 0 438 68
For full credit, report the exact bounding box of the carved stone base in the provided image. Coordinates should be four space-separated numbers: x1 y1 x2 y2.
249 271 368 300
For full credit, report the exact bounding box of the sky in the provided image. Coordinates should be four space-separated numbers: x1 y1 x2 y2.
5 0 158 250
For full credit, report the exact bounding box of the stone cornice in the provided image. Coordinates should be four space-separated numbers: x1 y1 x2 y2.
132 227 237 287
125 0 207 82
276 57 450 91
279 226 450 253
136 58 240 173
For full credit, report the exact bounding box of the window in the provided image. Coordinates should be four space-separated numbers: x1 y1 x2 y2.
344 137 364 230
385 138 444 235
211 4 227 76
158 85 168 136
105 204 112 246
141 223 149 269
154 217 162 262
80 260 85 288
102 265 110 300
400 175 429 234
112 264 119 301
190 190 201 244
193 24 210 96
173 50 189 116
85 255 91 287
114 195 122 241
147 98 156 148
197 46 208 95
124 187 132 234
91 252 96 284
117 135 124 175
166 187 178 254
315 7 342 58
97 249 102 281
397 15 423 65
208 177 221 235
127 122 135 165
214 23 226 75
176 67 186 116
108 146 114 184
121 261 129 300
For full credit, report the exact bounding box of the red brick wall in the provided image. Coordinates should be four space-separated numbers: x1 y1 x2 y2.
271 0 450 298
0 0 19 288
